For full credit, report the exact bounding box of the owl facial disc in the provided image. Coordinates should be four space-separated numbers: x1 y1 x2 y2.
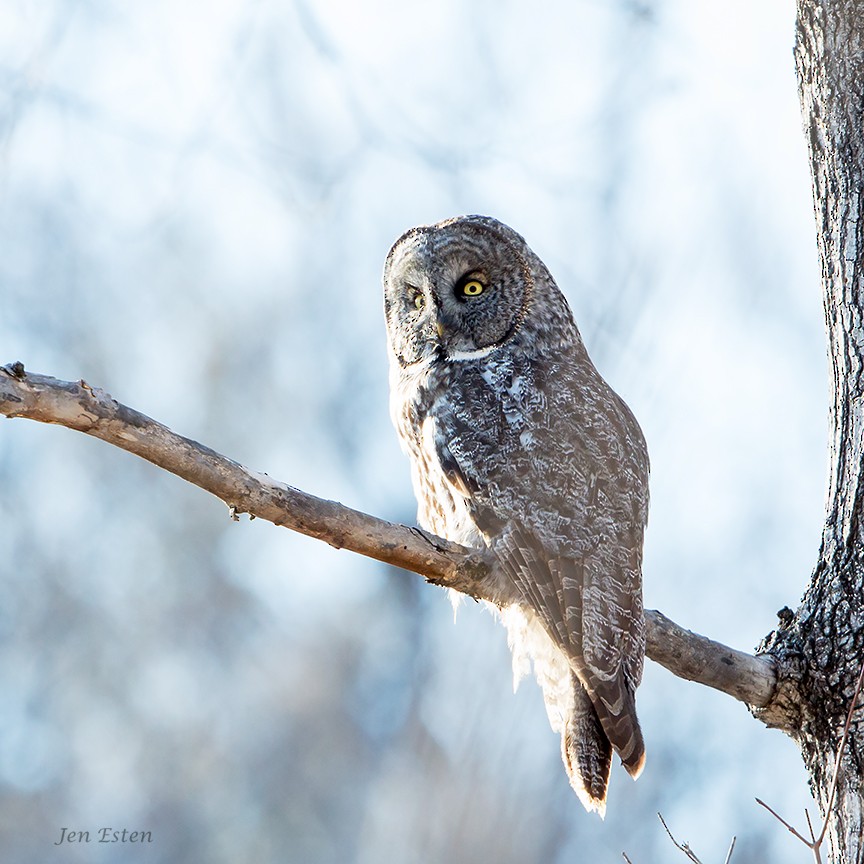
383 216 533 366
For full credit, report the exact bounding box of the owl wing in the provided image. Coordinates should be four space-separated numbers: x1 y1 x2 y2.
583 394 648 701
429 369 647 777
492 522 645 778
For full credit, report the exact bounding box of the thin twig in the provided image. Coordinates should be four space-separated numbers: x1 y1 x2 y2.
804 809 822 864
755 798 813 846
816 656 864 845
805 808 816 844
657 813 703 864
723 836 736 864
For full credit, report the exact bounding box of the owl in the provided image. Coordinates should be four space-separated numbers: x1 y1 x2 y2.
383 215 649 815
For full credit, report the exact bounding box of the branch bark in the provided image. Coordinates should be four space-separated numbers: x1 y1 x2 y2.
1 361 777 713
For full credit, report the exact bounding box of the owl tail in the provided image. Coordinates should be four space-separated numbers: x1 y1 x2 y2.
562 680 612 817
562 675 646 816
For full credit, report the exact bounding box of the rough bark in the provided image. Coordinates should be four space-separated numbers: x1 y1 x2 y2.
757 3 864 860
0 361 777 710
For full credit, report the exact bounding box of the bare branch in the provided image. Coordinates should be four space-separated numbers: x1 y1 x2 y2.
756 801 823 863
0 363 490 596
804 808 817 844
657 813 703 863
645 610 776 708
657 813 736 864
0 363 779 708
755 798 813 847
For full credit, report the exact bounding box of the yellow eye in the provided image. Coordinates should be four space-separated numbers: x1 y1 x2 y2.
461 280 484 297
413 293 425 310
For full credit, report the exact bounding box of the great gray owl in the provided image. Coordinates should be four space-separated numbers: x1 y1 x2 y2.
383 214 648 815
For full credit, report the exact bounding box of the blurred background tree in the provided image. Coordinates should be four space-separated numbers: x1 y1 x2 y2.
0 1 824 861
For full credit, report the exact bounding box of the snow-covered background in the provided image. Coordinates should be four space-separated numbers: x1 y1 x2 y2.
1 1 825 861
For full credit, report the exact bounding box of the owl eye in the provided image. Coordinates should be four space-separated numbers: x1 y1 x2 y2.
413 292 425 310
459 279 485 298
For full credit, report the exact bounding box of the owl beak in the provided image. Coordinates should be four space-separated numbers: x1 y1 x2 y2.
436 320 445 339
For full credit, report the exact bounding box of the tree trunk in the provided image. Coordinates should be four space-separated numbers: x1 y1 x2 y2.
762 2 864 860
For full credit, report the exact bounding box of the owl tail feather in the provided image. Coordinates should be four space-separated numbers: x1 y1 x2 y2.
562 682 612 817
589 678 646 781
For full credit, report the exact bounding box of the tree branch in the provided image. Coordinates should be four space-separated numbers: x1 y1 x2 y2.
0 362 778 711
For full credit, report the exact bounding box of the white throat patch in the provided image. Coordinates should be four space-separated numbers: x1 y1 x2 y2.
447 344 498 362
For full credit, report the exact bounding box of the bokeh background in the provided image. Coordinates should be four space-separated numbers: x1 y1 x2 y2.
0 1 827 861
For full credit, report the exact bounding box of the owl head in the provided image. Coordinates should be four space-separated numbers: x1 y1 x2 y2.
383 215 580 368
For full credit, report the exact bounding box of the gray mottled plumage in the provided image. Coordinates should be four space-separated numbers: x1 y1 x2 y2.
383 215 649 815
